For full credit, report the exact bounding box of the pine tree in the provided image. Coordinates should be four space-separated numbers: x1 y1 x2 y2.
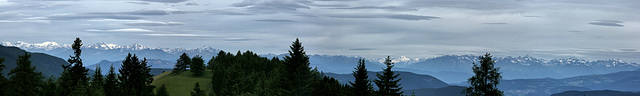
7 52 44 96
156 84 169 96
42 76 58 96
463 53 504 96
90 65 105 96
0 57 6 95
374 56 403 96
119 53 155 96
350 58 373 96
191 82 204 96
284 38 314 96
59 37 90 96
172 53 191 74
104 64 119 96
190 55 205 76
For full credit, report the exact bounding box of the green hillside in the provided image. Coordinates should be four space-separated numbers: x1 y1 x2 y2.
0 45 67 77
151 70 213 96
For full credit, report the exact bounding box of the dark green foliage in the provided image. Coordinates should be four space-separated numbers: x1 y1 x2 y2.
59 37 91 96
90 65 105 96
104 64 119 96
210 50 286 95
312 76 352 96
156 84 169 96
283 38 316 96
374 56 403 96
350 58 373 96
42 76 58 96
0 57 5 95
7 52 44 96
173 53 191 74
191 82 205 96
118 53 155 96
190 55 205 76
463 53 504 96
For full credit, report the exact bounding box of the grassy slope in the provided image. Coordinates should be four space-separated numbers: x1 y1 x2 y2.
151 70 213 96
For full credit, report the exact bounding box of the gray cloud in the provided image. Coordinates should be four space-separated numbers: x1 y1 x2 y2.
225 38 260 41
483 23 509 25
349 48 375 51
137 0 189 3
124 9 192 15
253 19 297 22
44 13 142 20
205 10 253 15
185 2 199 6
327 14 440 21
404 0 525 10
330 6 417 11
589 20 624 27
231 0 311 14
124 22 184 26
127 2 150 5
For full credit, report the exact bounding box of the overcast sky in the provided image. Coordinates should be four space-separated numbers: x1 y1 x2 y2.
0 0 639 62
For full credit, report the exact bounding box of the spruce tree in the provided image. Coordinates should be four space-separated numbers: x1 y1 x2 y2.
59 37 90 96
7 52 44 96
463 53 504 96
374 56 403 96
119 53 155 96
350 58 373 96
190 55 205 76
104 64 119 96
156 84 169 96
0 57 6 95
90 65 105 96
190 82 204 96
172 53 191 74
284 38 314 96
42 76 58 96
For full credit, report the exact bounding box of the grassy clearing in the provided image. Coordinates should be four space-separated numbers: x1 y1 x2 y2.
151 70 213 96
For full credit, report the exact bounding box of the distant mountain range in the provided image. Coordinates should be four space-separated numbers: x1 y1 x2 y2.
3 41 639 84
0 45 69 77
324 71 449 91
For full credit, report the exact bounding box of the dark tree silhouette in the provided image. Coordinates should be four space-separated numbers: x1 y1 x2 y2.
463 53 504 96
0 57 5 95
284 38 315 96
118 53 155 96
374 56 403 96
350 58 373 96
190 55 205 76
90 65 105 95
191 82 204 96
156 84 169 96
7 53 43 96
59 37 90 95
173 53 191 74
104 64 119 96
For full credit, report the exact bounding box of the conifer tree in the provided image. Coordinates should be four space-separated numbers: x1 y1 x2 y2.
172 53 191 74
7 52 44 96
191 82 204 96
0 57 6 95
156 84 169 96
190 55 205 76
90 65 105 96
42 76 58 96
463 53 504 96
374 56 403 96
104 64 119 96
59 37 90 96
284 38 314 96
350 58 373 96
119 53 155 96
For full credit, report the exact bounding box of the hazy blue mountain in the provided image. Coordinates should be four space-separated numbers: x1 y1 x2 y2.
87 59 176 74
0 45 67 77
324 71 449 90
551 90 640 96
406 86 465 96
4 41 640 84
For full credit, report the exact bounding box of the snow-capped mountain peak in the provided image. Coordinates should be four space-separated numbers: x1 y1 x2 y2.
1 41 69 50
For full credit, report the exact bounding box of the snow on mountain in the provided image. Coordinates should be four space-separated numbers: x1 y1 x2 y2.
1 41 70 50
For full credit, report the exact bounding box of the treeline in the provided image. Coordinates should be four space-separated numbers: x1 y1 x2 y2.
0 38 504 96
0 38 156 96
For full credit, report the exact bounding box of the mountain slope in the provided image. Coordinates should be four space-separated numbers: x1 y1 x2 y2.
406 86 466 96
551 90 640 96
324 71 448 90
151 70 213 96
0 45 67 77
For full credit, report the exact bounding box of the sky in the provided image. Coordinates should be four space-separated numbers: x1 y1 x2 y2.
0 0 639 62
